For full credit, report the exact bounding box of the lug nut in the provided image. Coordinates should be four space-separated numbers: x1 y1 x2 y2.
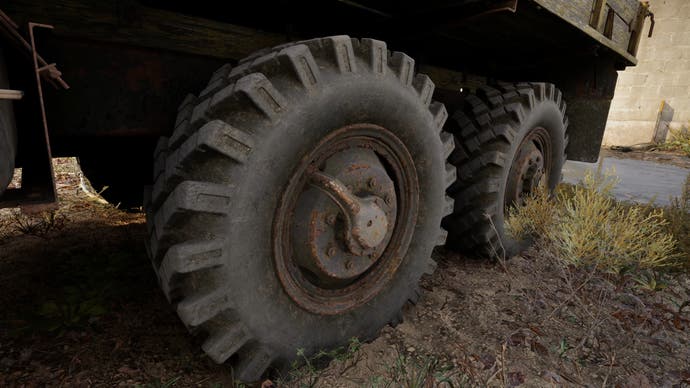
327 246 336 257
325 214 337 225
384 194 393 205
345 260 353 269
368 177 377 189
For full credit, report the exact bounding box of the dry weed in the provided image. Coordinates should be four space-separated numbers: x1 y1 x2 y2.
658 126 690 156
507 170 681 274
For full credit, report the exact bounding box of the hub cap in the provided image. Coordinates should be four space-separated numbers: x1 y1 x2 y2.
505 127 552 208
273 124 418 315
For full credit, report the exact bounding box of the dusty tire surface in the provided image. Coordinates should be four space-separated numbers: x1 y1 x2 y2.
144 36 455 381
443 83 568 258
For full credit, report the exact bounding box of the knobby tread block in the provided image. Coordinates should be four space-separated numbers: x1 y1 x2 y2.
443 82 568 257
144 35 458 381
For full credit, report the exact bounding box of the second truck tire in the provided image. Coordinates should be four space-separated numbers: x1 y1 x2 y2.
144 36 455 381
443 83 568 258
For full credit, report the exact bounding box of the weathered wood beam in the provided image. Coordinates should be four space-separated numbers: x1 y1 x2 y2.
3 0 288 60
0 89 23 100
589 0 607 29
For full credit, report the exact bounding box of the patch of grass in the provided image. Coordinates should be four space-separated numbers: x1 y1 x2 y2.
663 174 690 267
277 337 362 388
135 376 181 388
2 208 66 239
6 246 151 335
658 126 690 156
371 353 468 388
506 169 682 274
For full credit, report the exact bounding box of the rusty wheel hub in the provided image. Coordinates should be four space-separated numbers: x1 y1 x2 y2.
505 127 551 208
274 124 418 315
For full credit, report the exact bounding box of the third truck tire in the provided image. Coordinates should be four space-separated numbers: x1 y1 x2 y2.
443 82 568 258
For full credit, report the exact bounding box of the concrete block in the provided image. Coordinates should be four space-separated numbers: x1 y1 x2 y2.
630 85 655 97
651 0 682 18
609 102 659 121
679 47 690 60
612 85 634 97
610 97 640 111
634 60 668 73
681 4 690 18
670 72 690 86
603 120 657 146
659 85 688 98
664 60 690 73
653 19 686 37
671 32 690 46
670 97 690 121
607 110 644 121
646 32 673 49
671 30 690 46
616 72 649 87
652 47 684 61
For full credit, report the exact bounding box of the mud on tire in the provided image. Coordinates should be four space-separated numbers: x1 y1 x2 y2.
143 36 455 381
443 83 568 258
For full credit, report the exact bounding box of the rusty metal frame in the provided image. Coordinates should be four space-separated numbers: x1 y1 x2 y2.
0 10 69 210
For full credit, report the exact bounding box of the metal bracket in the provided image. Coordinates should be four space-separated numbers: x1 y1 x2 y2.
0 10 69 210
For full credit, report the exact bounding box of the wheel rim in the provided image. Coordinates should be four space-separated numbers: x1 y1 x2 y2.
273 123 419 315
505 127 552 208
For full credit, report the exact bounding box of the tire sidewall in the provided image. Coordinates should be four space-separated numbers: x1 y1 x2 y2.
495 101 566 242
215 73 445 361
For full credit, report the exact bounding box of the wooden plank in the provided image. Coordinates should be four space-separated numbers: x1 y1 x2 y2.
653 100 674 144
3 0 288 60
589 0 607 29
627 1 650 55
0 89 23 100
532 0 639 65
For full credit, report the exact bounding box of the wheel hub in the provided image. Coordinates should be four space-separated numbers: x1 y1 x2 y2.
274 123 418 315
505 127 551 208
294 150 397 283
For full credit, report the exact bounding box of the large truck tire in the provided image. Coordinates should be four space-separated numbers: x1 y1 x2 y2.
143 36 455 381
443 83 568 258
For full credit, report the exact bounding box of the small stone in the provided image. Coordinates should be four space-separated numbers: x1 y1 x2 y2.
406 346 415 353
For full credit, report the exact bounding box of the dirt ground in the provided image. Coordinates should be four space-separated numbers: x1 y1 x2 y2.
602 148 690 170
1 158 689 387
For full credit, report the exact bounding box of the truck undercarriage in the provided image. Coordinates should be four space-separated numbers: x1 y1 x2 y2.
0 0 651 381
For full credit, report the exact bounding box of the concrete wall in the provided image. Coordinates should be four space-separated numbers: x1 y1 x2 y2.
603 0 690 146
